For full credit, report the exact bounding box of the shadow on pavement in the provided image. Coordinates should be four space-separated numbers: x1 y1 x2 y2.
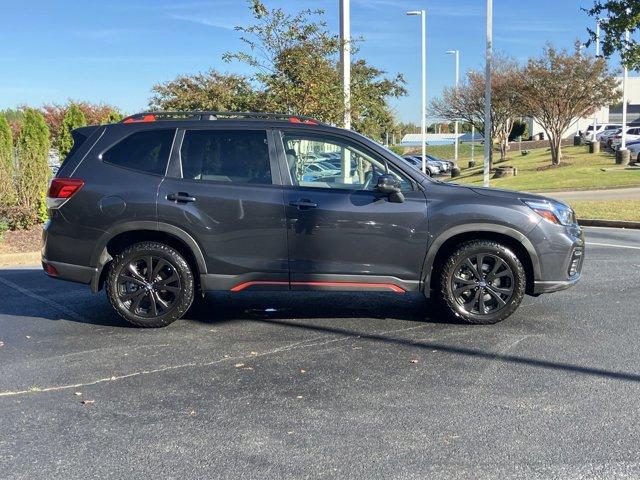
243 316 640 384
2 268 639 384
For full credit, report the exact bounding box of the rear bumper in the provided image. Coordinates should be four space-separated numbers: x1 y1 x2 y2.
41 257 97 285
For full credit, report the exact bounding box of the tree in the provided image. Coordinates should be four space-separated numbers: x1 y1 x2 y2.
16 109 50 212
107 110 124 123
0 115 15 206
151 0 406 140
519 44 620 165
56 103 86 158
222 1 406 139
430 57 523 167
0 109 24 145
42 102 121 144
149 70 262 112
586 1 640 68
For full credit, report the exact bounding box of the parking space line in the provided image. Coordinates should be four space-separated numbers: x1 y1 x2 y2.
0 323 429 399
586 242 640 250
0 276 84 322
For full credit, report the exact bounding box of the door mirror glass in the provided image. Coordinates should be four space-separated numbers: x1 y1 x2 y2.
375 174 405 203
375 174 401 193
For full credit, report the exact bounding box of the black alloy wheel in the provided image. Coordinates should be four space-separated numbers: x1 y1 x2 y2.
106 242 194 327
439 240 526 324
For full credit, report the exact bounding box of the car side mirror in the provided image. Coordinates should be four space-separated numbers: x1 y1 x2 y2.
375 174 405 203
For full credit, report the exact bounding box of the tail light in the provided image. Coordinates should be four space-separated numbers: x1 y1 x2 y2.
42 261 59 277
46 178 84 209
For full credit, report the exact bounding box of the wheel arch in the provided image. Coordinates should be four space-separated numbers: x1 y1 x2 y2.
90 221 207 293
423 224 541 296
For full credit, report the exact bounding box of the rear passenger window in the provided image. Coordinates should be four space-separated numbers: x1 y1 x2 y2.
180 130 271 184
102 129 175 175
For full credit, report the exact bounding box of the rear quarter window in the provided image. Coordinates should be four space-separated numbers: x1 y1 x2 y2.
102 129 175 175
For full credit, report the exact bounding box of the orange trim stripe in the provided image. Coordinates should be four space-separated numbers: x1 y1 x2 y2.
230 280 405 293
230 281 288 292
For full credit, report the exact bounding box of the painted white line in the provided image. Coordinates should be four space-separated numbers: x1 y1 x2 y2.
586 242 640 250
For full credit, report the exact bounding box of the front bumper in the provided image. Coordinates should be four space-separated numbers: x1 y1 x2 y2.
533 276 581 294
530 222 585 295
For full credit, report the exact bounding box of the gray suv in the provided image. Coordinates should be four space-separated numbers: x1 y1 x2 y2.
42 111 584 327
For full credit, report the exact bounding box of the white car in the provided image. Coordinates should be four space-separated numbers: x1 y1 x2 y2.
609 126 640 149
583 123 621 142
594 124 622 141
625 141 640 162
598 128 621 146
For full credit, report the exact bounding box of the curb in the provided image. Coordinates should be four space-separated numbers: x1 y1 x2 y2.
0 251 41 268
578 218 640 229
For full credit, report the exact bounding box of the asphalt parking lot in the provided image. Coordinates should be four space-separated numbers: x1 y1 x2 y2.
0 226 639 479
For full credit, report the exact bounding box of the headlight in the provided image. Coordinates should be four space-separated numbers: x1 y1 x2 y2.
522 199 575 226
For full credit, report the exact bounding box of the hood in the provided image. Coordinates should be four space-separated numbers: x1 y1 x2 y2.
469 185 570 207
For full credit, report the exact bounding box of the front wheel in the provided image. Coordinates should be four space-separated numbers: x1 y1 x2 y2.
438 240 526 324
106 242 194 327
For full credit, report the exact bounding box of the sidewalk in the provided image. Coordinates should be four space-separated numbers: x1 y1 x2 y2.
539 187 640 202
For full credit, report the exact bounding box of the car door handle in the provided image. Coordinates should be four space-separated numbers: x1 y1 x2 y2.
167 192 196 203
289 199 318 210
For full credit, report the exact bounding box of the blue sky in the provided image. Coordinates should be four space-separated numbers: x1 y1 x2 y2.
0 0 622 123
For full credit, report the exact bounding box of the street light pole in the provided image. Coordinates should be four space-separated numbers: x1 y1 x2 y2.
483 0 492 187
407 10 427 174
621 27 629 151
340 0 351 130
595 18 601 57
446 49 459 165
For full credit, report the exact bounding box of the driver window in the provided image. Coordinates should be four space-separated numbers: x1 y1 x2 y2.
281 133 411 191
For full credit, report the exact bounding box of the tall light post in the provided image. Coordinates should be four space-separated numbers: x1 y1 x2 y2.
591 19 601 142
446 49 460 165
340 0 351 130
595 18 601 57
621 27 630 151
407 9 427 174
483 0 492 187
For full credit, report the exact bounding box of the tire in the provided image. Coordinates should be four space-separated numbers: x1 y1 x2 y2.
437 240 526 325
106 242 194 327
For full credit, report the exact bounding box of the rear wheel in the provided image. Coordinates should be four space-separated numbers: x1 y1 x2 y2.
438 240 526 324
106 242 194 327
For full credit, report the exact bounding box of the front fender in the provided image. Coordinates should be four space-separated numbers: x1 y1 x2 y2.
420 222 542 295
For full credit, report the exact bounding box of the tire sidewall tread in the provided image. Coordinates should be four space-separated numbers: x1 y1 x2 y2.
438 240 526 325
106 242 194 328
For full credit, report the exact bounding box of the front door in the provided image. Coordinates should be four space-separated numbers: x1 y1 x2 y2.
276 130 429 293
157 128 289 291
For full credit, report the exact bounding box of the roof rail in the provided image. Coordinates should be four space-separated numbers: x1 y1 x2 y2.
120 111 321 125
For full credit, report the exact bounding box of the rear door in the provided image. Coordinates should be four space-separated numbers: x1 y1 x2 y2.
157 127 289 291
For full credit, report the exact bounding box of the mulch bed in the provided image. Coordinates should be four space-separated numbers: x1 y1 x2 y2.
0 225 43 254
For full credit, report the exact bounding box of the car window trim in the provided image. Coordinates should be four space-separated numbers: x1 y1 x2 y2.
274 128 416 192
170 126 282 186
99 127 178 177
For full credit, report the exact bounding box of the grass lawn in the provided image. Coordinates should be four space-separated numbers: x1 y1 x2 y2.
449 145 640 192
571 200 640 222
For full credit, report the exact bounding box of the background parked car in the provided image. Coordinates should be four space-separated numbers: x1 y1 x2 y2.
598 127 621 147
583 123 621 142
609 126 640 149
402 155 439 176
624 140 640 162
